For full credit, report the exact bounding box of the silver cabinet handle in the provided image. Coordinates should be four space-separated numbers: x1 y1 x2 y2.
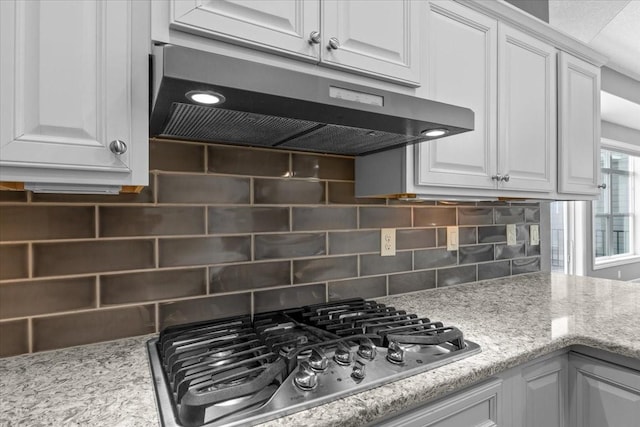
502 174 510 182
327 37 340 50
491 174 503 181
598 183 607 189
109 139 127 155
308 31 321 44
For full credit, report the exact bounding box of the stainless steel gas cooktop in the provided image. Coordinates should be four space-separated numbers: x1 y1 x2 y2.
147 298 481 427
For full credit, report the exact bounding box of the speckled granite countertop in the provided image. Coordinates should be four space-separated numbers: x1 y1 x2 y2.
1 273 639 427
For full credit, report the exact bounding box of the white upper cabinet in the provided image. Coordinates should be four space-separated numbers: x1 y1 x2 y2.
166 0 421 86
497 24 556 193
320 0 420 85
0 0 148 190
557 52 601 196
169 0 320 60
416 1 497 190
413 4 556 196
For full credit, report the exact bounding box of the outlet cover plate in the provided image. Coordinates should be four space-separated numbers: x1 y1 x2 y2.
381 228 396 256
530 224 540 245
507 224 517 246
447 226 459 251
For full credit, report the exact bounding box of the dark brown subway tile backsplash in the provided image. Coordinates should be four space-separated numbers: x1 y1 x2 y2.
0 244 28 280
33 240 155 277
0 140 543 356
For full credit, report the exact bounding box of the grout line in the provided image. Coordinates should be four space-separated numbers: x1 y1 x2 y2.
94 205 100 238
205 267 210 294
155 238 160 268
95 276 100 308
155 303 160 333
203 144 208 173
204 206 209 235
27 242 33 279
385 275 389 296
325 282 329 302
250 292 255 319
27 318 33 353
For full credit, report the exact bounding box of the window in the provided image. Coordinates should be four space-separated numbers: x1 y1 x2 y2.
593 148 637 261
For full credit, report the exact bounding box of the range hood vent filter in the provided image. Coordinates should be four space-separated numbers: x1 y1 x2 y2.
161 103 319 148
160 103 429 156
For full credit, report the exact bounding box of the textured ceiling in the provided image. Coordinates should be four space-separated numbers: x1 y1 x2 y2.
548 0 640 81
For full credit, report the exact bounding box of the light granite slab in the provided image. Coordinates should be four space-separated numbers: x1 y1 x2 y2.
1 273 639 427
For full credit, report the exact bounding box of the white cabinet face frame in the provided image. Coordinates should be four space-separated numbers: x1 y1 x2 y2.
497 23 556 193
416 0 497 189
320 0 421 86
557 51 601 195
169 0 320 60
0 0 148 186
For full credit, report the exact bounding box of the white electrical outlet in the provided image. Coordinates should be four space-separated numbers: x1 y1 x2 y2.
380 228 396 256
530 224 540 246
507 224 517 246
446 226 459 251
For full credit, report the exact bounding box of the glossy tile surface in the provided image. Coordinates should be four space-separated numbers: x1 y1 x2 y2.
32 305 155 351
0 277 95 318
159 293 251 328
255 233 326 260
359 207 411 228
292 153 354 180
158 174 250 204
360 252 412 276
33 240 155 277
254 179 325 204
328 276 386 300
388 270 436 295
292 207 356 231
413 207 456 227
0 206 94 241
100 269 207 305
150 140 204 172
293 256 357 284
208 145 289 177
328 230 379 254
159 236 250 267
0 320 28 357
254 284 326 313
0 244 28 280
208 207 289 234
100 206 205 237
210 261 291 292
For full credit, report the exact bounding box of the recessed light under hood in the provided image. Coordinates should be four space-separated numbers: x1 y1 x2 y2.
150 45 474 156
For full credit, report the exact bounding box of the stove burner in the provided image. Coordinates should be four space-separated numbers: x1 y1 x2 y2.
147 298 481 427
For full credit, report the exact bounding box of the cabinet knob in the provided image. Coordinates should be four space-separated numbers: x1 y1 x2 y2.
491 174 503 181
308 31 321 44
598 183 607 189
327 37 340 50
109 140 127 155
502 174 510 182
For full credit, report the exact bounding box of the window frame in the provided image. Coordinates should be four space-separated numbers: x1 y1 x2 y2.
592 138 640 269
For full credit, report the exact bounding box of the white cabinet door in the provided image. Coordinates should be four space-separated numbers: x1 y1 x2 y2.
320 0 421 86
377 379 502 427
0 0 148 188
416 1 497 189
169 0 320 60
569 353 640 427
558 51 601 196
519 355 568 427
497 24 556 193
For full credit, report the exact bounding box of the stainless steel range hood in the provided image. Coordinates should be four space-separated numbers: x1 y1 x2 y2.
150 45 474 156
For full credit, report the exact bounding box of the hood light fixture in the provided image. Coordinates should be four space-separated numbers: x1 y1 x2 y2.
186 90 226 105
422 128 449 137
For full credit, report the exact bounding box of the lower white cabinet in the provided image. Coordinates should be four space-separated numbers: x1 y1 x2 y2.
376 350 639 427
376 379 502 427
569 353 640 427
